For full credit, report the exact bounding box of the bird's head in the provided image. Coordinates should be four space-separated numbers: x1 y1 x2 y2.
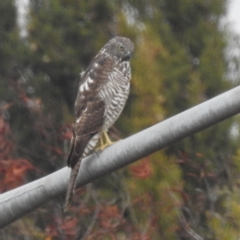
102 36 134 61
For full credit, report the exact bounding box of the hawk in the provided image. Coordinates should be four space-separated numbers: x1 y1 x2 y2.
64 36 134 211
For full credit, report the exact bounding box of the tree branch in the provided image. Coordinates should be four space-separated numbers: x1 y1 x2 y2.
1 86 240 228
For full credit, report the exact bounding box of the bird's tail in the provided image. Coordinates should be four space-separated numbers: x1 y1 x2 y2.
64 159 82 212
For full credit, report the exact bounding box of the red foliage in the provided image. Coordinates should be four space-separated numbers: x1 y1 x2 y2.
60 124 72 141
0 159 36 192
98 205 123 229
0 114 13 160
46 216 78 239
0 114 36 192
129 158 153 178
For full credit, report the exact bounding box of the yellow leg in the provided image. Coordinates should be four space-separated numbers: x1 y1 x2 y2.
99 134 104 147
103 131 113 146
96 131 114 151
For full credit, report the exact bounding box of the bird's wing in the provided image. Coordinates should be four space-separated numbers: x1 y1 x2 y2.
67 98 105 168
68 54 115 167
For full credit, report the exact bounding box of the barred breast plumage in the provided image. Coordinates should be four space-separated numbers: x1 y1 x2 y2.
99 60 131 131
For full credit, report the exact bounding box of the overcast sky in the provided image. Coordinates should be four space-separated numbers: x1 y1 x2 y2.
226 0 240 34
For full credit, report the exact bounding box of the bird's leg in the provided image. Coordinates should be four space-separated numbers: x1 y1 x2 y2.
103 131 113 146
96 131 114 151
99 134 104 147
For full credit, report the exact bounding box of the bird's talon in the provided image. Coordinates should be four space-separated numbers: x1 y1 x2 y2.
96 131 116 151
96 142 114 151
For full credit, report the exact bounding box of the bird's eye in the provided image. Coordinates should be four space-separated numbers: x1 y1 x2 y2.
119 45 124 51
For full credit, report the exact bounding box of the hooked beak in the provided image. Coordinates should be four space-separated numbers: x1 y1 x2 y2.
123 51 132 61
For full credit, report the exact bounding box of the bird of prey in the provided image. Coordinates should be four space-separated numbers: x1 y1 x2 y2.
64 36 134 211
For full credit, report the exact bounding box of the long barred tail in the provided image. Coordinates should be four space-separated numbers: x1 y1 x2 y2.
64 159 82 212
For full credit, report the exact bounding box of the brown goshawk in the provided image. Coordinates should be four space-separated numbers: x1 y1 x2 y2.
64 36 134 211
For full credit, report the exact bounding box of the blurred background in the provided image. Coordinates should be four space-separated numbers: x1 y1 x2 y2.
1 0 240 239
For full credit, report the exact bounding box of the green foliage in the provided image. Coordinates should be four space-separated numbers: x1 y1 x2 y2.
207 187 240 240
127 153 183 239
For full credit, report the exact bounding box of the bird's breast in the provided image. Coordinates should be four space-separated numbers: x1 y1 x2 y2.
98 61 131 131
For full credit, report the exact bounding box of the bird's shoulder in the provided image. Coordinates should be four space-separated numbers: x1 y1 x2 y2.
85 51 116 74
